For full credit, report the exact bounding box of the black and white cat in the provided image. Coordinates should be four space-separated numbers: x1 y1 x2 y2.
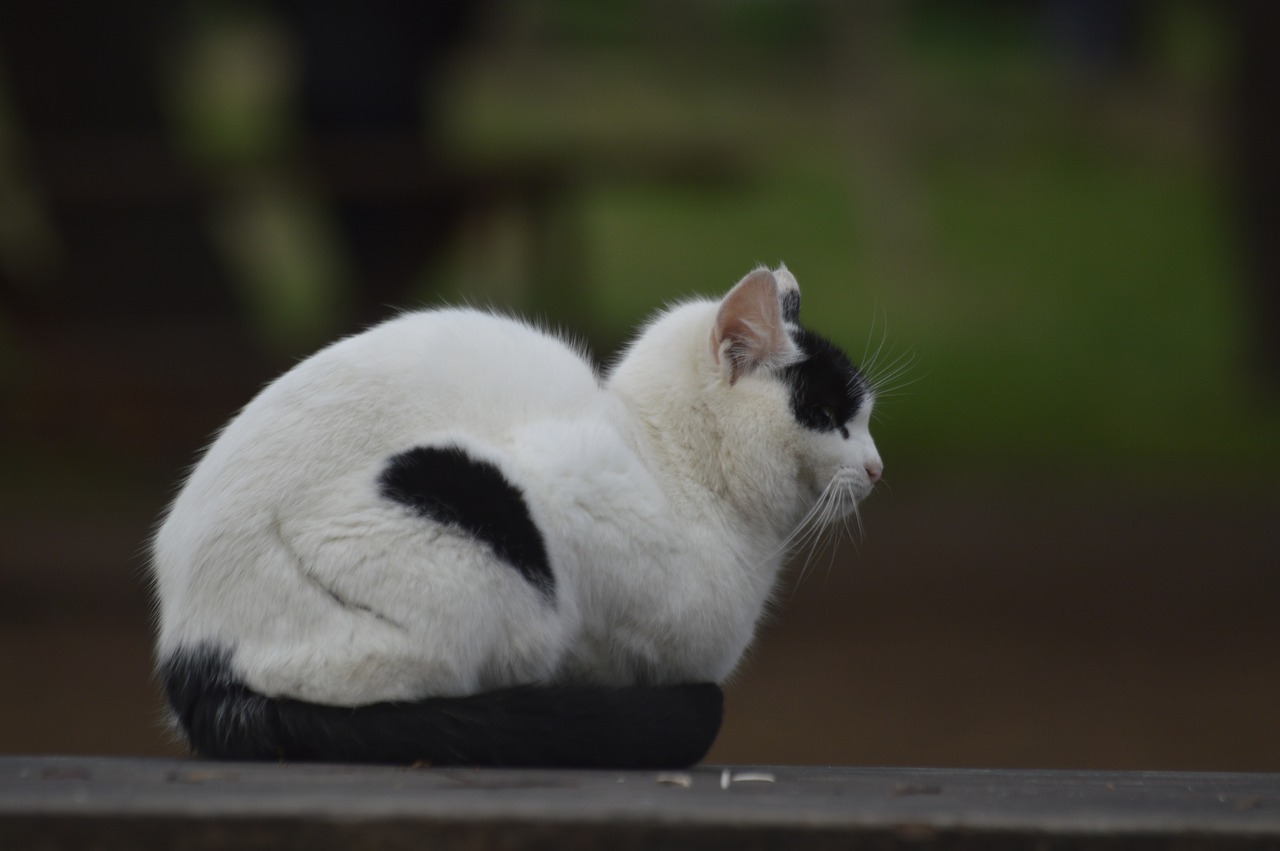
151 265 882 768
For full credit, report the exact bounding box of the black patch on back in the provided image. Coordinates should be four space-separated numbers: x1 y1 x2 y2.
782 327 868 438
379 445 554 598
160 643 723 768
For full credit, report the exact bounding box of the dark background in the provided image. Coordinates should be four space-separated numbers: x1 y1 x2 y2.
1 0 1277 769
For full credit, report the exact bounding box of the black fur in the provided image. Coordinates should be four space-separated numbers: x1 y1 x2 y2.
780 288 801 324
378 445 555 598
783 328 867 439
160 645 723 769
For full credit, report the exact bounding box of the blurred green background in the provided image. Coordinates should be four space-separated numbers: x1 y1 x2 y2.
1 0 1277 769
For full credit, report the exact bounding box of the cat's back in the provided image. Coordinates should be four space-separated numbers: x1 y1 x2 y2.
249 307 593 431
170 308 601 516
293 307 596 411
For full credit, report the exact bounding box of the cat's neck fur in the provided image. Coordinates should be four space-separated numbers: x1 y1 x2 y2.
605 300 805 546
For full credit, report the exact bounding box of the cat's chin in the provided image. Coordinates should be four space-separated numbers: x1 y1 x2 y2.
829 465 874 509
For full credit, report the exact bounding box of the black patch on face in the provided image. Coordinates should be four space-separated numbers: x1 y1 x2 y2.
781 328 868 438
379 446 554 599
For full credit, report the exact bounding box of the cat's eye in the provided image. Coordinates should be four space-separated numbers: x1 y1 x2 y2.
821 406 850 439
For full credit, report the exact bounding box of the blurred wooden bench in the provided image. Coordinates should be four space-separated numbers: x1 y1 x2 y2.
3 755 1279 849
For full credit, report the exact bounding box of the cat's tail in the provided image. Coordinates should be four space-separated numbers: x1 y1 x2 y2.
160 646 723 769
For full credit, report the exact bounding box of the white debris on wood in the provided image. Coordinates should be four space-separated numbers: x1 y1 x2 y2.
653 770 778 790
730 772 776 783
654 773 693 788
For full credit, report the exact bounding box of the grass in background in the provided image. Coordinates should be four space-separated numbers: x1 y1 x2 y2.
438 1 1277 482
6 1 1270 483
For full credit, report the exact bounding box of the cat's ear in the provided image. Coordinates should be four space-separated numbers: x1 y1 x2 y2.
711 268 799 386
774 264 800 323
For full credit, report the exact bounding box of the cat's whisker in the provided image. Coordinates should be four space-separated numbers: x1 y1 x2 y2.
795 534 825 585
866 347 919 397
793 490 838 584
859 310 885 376
779 478 839 585
805 525 840 586
787 487 831 547
789 473 865 588
860 314 892 383
829 483 862 570
790 529 821 585
871 369 926 400
871 338 912 372
765 496 826 580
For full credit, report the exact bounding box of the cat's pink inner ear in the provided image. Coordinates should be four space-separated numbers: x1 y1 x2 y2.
711 268 792 385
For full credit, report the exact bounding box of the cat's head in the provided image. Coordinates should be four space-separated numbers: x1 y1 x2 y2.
609 265 882 535
708 266 882 523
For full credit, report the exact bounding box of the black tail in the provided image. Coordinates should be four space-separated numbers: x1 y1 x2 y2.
160 646 723 769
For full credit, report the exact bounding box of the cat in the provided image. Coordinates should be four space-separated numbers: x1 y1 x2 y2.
150 265 883 768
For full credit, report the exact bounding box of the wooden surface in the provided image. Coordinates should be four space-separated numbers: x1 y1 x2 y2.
3 756 1280 849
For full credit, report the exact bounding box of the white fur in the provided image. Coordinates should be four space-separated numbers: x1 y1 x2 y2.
151 268 882 704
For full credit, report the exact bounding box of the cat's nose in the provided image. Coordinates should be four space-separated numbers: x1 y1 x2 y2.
865 459 883 482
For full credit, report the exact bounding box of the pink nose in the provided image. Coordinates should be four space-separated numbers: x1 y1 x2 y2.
865 460 883 482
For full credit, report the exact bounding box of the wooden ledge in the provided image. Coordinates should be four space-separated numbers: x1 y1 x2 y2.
3 755 1279 849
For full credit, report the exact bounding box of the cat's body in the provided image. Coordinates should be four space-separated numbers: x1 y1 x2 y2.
151 266 882 768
